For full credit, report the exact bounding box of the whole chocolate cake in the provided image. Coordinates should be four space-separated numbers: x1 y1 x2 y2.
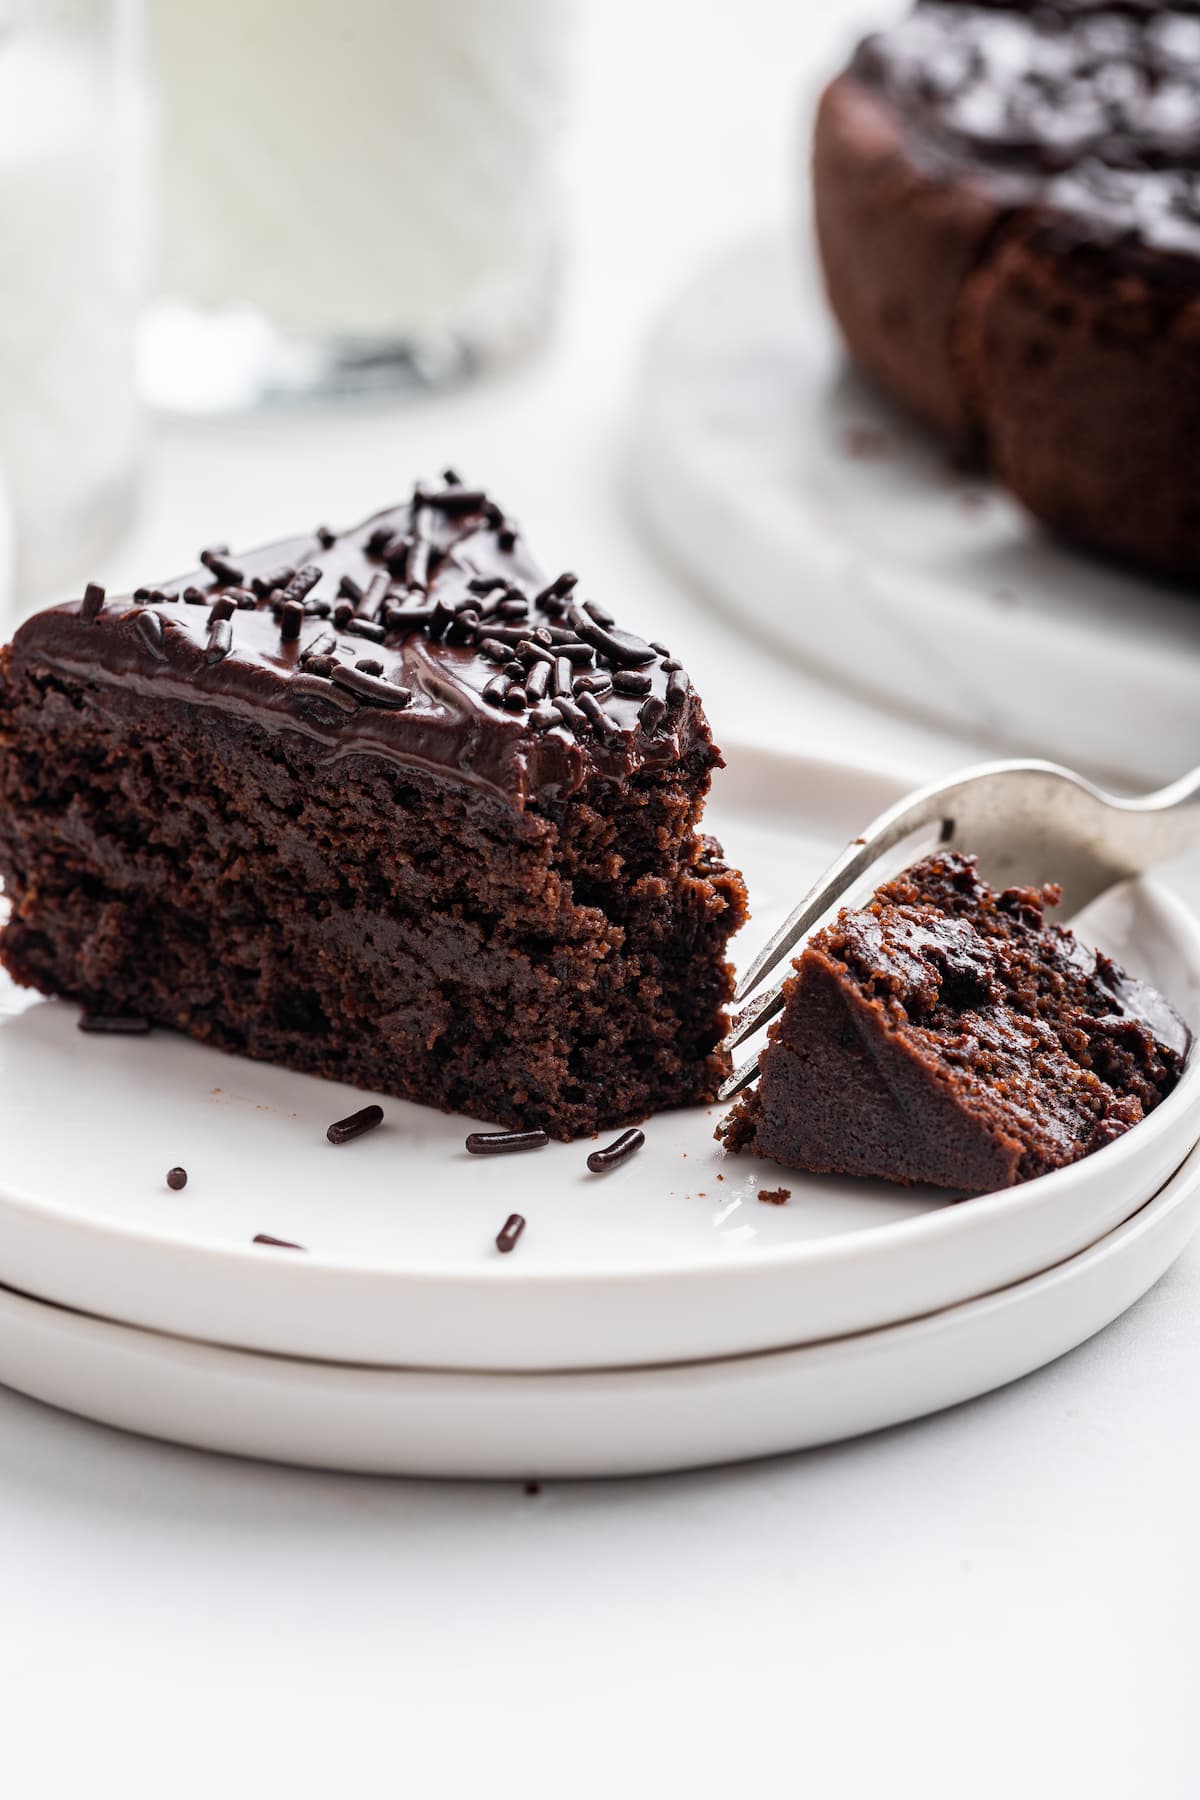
0 479 747 1138
813 0 1200 580
720 853 1190 1192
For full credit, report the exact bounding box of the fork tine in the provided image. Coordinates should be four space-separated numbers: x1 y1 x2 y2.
724 979 790 1054
718 1048 765 1102
731 786 954 1004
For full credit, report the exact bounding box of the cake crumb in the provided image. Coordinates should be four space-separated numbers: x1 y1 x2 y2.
757 1186 791 1205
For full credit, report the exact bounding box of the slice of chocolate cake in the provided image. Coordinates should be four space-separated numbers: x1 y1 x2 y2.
0 479 747 1138
720 853 1190 1193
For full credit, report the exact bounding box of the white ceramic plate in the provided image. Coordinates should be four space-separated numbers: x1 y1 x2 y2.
1 747 1198 1372
0 1138 1197 1479
628 235 1200 785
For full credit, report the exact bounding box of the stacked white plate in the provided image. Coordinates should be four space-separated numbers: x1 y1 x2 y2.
1 746 1198 1477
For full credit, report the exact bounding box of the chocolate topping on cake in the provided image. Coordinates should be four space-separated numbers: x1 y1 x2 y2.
25 483 703 811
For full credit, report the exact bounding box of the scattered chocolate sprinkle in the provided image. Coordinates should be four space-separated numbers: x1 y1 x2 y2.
583 599 614 627
536 572 578 609
326 1103 384 1145
442 467 463 485
569 606 656 668
482 675 510 707
612 670 651 696
182 586 207 604
252 1233 305 1250
407 536 431 591
468 576 508 596
229 588 258 610
80 581 105 623
649 641 671 657
516 638 555 666
316 525 337 548
573 673 613 699
279 600 304 641
208 595 236 623
353 571 385 618
290 671 358 712
586 1128 645 1173
344 617 386 643
496 1213 526 1253
552 695 588 732
466 1128 549 1155
529 701 559 731
278 565 322 608
552 655 575 696
166 1166 188 1191
638 695 667 734
757 1187 791 1205
333 600 354 629
426 485 487 514
497 527 518 552
523 1480 541 1496
199 547 244 586
251 563 297 598
79 1011 151 1034
525 659 551 702
480 637 511 664
337 572 364 604
365 524 393 556
666 668 691 708
135 608 166 656
355 657 383 676
660 658 682 672
301 629 336 661
329 664 412 708
577 691 621 744
206 619 232 663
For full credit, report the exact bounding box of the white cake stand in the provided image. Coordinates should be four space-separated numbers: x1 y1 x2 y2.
628 235 1200 786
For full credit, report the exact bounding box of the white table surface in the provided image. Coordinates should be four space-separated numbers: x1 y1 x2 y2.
4 4 1197 1795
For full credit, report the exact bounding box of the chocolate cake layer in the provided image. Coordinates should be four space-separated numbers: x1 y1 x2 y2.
720 853 1190 1193
813 1 1200 579
0 481 748 1137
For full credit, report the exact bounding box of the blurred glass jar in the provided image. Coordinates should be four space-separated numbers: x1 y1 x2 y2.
0 0 147 609
144 0 567 412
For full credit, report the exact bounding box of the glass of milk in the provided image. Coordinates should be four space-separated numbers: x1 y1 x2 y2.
0 0 148 607
144 0 567 412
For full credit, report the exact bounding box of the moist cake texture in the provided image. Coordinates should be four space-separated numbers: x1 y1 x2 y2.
813 0 1200 580
0 479 747 1138
720 853 1190 1193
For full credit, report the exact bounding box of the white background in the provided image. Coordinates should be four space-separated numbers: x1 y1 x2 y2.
2 3 1197 1795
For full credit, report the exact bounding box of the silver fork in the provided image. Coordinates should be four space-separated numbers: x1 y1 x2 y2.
719 757 1200 1101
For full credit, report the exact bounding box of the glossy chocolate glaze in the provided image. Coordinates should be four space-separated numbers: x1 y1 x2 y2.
11 485 710 811
852 2 1200 269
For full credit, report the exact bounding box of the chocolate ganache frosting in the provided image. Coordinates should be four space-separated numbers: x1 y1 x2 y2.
11 479 706 809
852 0 1200 271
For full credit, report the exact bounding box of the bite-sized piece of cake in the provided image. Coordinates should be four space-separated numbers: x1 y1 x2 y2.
720 853 1190 1193
813 0 1200 580
0 479 747 1139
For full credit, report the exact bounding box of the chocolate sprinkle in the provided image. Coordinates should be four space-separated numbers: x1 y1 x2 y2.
135 608 166 656
279 600 304 641
329 663 412 708
326 1103 384 1145
252 1233 306 1250
199 548 244 586
206 619 232 663
79 1011 151 1034
290 672 359 713
495 1213 527 1253
166 1166 188 1191
586 1127 645 1173
666 668 691 708
207 595 236 624
466 1128 549 1155
639 695 667 734
80 581 105 623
